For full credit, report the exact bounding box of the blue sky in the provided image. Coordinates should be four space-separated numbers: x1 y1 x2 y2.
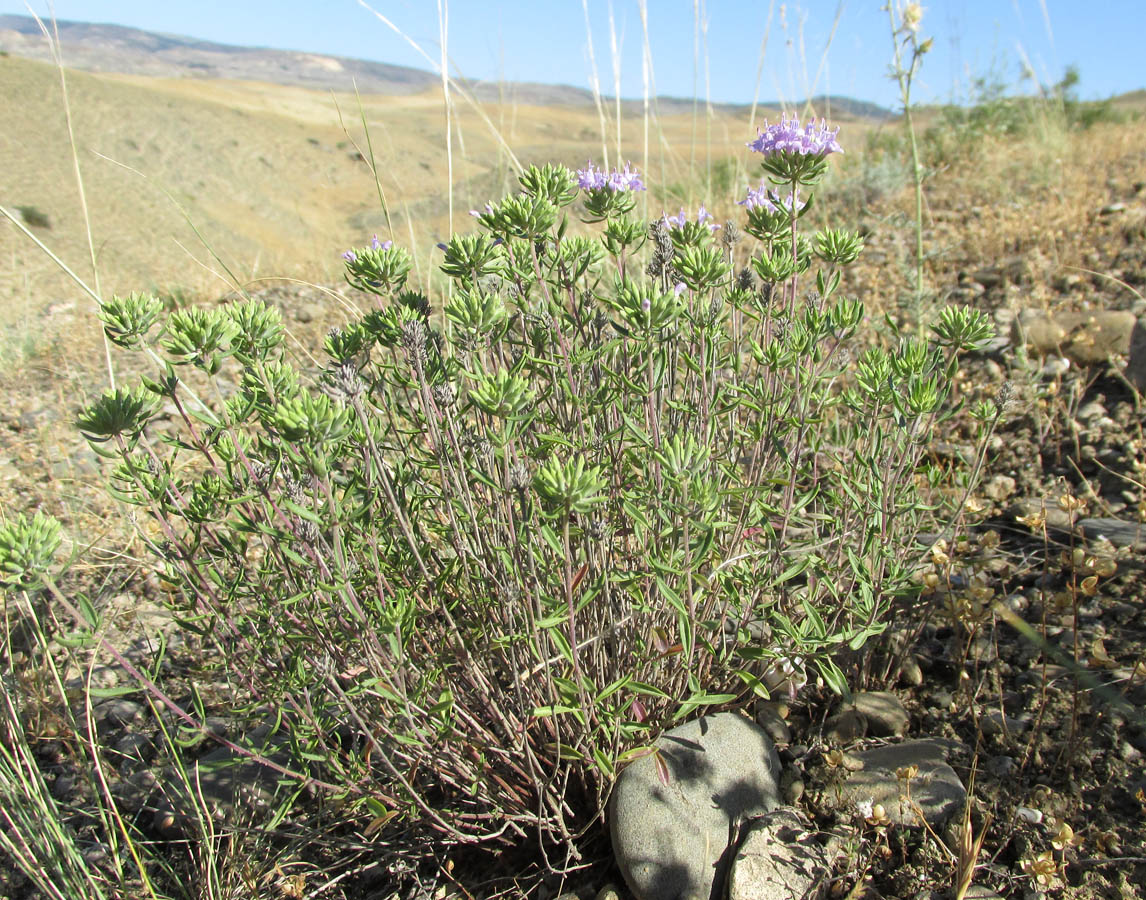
6 1 1143 108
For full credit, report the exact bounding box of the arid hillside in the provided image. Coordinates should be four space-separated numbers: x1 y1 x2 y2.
1 51 885 330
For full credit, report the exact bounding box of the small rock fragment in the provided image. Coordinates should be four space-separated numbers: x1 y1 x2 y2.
824 707 867 745
851 691 910 737
983 475 1017 502
728 808 836 900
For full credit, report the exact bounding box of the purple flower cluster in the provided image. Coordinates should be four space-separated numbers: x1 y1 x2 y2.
738 184 805 214
342 234 392 262
663 205 720 233
747 116 843 157
577 160 645 192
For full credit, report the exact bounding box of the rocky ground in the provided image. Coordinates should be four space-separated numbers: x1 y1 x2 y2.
2 120 1146 899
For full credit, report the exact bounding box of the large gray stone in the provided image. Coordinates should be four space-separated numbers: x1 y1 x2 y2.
1077 517 1146 550
611 712 782 900
816 739 966 828
728 808 835 900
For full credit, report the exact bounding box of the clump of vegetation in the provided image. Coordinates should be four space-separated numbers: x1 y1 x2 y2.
8 119 992 885
15 205 51 230
922 65 1124 169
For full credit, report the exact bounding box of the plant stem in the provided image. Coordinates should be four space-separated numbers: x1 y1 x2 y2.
886 4 927 310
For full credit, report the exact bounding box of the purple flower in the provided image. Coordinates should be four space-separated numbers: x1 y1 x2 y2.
673 282 687 297
577 162 607 191
343 235 393 262
696 205 720 233
738 184 805 214
747 116 842 157
663 206 720 233
577 160 645 192
470 203 495 218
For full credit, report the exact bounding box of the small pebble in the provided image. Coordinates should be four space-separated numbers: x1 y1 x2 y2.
899 657 924 687
51 775 76 800
781 769 805 804
594 885 622 900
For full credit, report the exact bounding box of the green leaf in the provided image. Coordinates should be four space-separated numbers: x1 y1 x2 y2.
592 746 615 778
655 576 685 613
539 523 564 556
674 690 738 719
817 657 851 699
733 669 772 700
550 742 587 762
547 627 574 665
596 674 631 703
629 681 670 699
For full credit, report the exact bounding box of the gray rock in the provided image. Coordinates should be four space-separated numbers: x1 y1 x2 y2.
983 474 1017 502
985 755 1016 778
1012 309 1136 366
898 658 924 687
1009 499 1075 533
94 699 144 731
850 692 910 737
728 808 834 900
972 257 1029 289
114 732 156 765
294 303 323 323
611 712 782 900
980 710 1029 736
51 774 76 800
114 769 160 815
150 719 297 836
816 739 966 828
1127 317 1146 390
780 769 805 805
594 884 623 900
1076 518 1146 550
753 704 791 746
972 269 1003 289
823 708 866 745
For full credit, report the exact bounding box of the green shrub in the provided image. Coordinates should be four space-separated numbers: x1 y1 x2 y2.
920 66 1118 168
16 205 51 229
77 131 991 866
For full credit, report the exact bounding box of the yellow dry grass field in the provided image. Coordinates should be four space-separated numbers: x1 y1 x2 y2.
1 54 880 330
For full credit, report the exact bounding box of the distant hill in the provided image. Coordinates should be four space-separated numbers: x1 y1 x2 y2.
0 13 891 118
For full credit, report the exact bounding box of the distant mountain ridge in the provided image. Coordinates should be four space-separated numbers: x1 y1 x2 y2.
0 13 892 118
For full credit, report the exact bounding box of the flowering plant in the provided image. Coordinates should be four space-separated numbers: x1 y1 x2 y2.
76 123 992 874
748 115 843 183
577 159 644 221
